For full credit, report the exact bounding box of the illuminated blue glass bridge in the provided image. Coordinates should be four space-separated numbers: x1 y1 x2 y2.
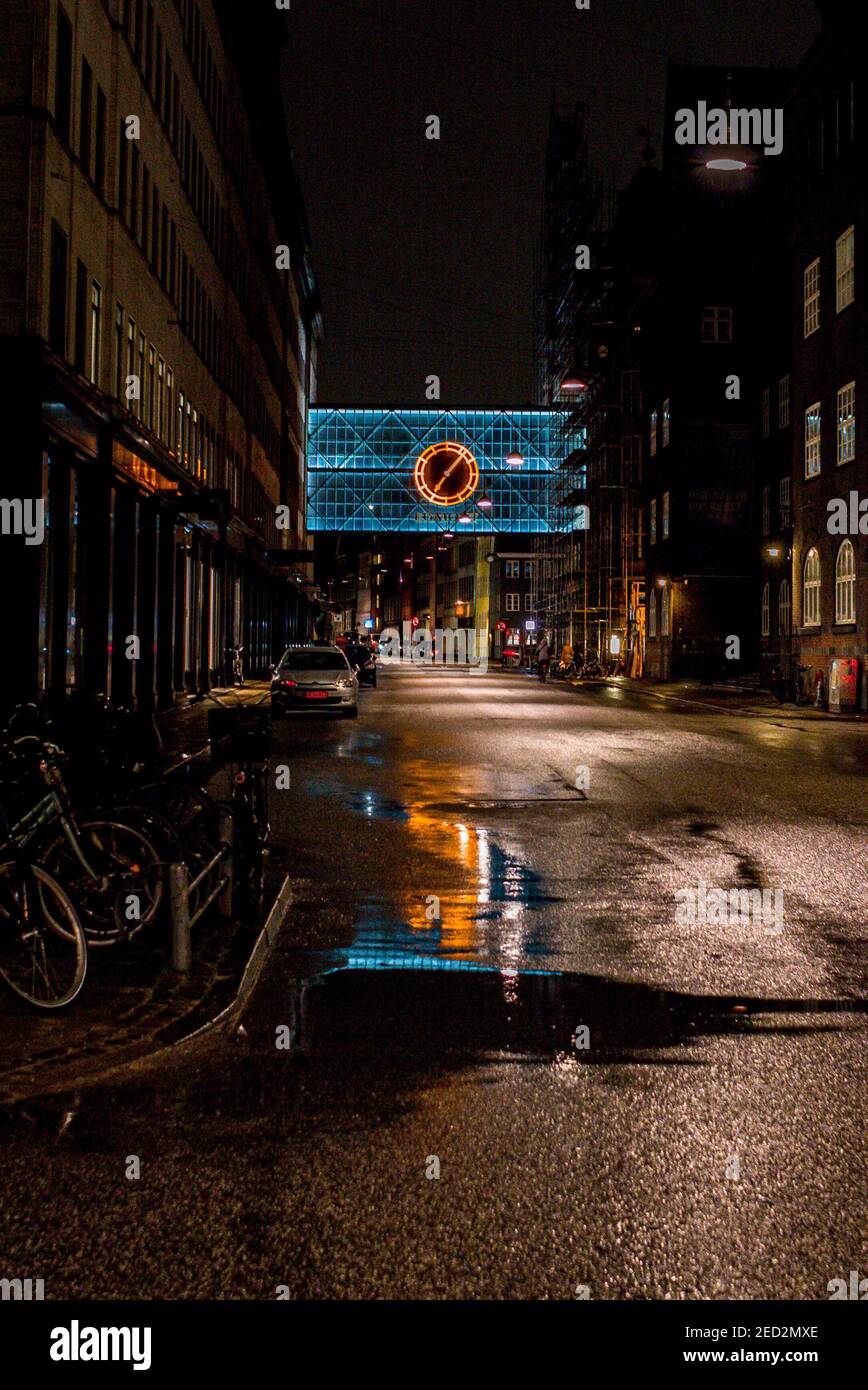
306 407 566 533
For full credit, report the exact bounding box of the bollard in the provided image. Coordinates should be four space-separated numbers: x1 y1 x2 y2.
170 861 192 973
217 804 234 920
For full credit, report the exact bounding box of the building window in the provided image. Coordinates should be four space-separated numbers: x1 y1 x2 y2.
79 58 92 176
661 399 670 448
835 226 855 312
779 476 791 527
701 306 733 343
524 593 533 612
48 221 68 356
524 559 533 577
762 485 770 536
836 382 855 463
802 548 821 626
778 579 791 636
835 540 856 623
157 356 165 439
74 259 88 373
661 586 670 636
804 403 822 478
649 497 657 543
648 591 657 638
778 375 790 429
761 582 770 637
662 490 670 540
505 592 520 612
89 281 101 384
649 409 658 456
114 302 124 398
761 388 770 438
804 258 820 337
54 4 73 145
146 345 155 428
504 560 520 578
95 86 106 194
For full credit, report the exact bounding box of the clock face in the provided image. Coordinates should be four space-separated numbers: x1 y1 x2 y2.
413 442 479 506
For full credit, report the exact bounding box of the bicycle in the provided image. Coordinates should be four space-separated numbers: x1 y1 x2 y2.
202 689 272 917
0 742 87 1008
2 710 162 947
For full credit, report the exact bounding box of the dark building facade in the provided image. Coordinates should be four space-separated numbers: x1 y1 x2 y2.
784 5 866 708
0 0 321 714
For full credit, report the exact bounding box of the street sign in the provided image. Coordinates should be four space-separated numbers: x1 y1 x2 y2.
496 621 507 631
525 620 537 632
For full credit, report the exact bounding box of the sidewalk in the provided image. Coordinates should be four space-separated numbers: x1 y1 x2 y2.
0 685 289 1107
603 676 867 722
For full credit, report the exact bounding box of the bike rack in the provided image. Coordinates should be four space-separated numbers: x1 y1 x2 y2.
168 806 234 974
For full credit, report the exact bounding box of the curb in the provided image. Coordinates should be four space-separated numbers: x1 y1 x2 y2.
598 679 866 723
0 875 294 1107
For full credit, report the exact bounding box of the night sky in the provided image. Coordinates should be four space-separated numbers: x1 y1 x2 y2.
281 0 819 404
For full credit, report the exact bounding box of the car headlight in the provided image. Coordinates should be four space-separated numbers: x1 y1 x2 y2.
336 675 355 689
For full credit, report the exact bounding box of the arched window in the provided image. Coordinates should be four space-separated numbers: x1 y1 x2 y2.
648 591 657 638
803 548 821 626
761 582 770 637
778 579 791 636
661 585 670 636
835 539 856 623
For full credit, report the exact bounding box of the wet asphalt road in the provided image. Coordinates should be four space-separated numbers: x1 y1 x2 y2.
0 666 865 1299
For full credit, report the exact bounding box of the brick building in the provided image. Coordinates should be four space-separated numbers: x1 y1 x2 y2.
0 0 321 712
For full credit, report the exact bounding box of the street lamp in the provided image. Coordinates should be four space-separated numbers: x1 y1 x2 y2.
560 374 587 393
457 512 472 524
476 493 492 510
506 449 524 467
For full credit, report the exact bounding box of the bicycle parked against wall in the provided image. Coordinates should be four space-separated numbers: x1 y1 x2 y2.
0 708 162 947
0 740 88 1008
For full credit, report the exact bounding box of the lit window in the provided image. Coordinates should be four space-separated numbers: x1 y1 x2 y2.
701 306 733 343
761 582 770 637
804 402 822 478
835 539 856 623
762 388 770 438
661 586 670 636
835 226 854 312
661 399 670 448
649 410 658 457
662 490 670 540
802 548 821 626
504 560 520 577
804 258 820 337
836 381 855 463
648 591 657 638
650 498 657 545
778 375 790 429
778 579 791 635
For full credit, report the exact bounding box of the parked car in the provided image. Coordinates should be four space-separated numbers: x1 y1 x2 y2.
344 640 378 688
271 645 358 718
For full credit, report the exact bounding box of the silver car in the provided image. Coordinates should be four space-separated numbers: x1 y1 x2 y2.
271 645 359 718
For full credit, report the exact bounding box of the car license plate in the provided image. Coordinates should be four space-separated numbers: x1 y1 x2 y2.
305 691 328 699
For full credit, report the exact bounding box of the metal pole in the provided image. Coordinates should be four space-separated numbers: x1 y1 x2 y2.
170 862 192 973
218 804 234 920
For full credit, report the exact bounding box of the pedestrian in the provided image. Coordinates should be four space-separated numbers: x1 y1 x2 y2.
535 631 550 682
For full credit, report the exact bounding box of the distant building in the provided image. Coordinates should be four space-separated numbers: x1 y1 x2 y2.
0 0 321 711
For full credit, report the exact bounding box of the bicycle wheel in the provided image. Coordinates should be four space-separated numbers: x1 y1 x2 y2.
136 780 220 850
0 859 87 1008
43 820 163 945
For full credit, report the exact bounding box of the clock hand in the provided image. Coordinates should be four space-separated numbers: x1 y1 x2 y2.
433 459 461 494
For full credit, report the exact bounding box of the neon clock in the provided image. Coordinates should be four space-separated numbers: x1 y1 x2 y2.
413 442 480 507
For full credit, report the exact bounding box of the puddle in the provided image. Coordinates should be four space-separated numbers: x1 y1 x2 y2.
282 966 866 1066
